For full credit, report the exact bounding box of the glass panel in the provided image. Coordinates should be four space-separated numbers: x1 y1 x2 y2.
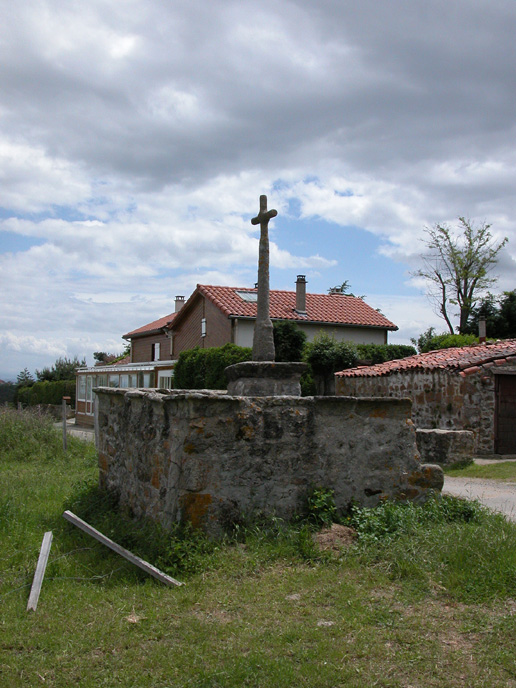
86 376 93 402
120 375 129 388
236 291 258 302
97 374 107 386
78 375 86 400
158 375 173 389
128 374 138 387
109 374 119 388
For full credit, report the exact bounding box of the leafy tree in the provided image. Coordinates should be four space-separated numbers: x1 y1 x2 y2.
16 368 35 387
273 321 307 362
464 289 516 338
36 356 86 382
410 327 437 353
303 333 358 395
413 218 508 334
93 347 129 365
411 328 478 353
328 281 365 299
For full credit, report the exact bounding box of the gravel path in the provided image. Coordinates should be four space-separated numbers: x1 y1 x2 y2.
443 475 516 522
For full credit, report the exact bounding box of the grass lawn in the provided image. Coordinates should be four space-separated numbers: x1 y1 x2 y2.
445 460 516 481
2 408 516 687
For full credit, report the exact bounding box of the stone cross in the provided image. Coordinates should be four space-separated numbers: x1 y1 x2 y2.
251 194 277 361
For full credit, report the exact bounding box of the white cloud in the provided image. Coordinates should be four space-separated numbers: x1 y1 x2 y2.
2 0 516 377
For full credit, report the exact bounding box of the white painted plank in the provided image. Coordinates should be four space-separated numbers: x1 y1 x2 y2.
27 531 53 612
63 510 183 587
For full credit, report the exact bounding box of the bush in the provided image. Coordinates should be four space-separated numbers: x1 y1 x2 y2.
303 333 358 394
174 344 252 389
303 333 358 375
273 321 307 362
411 328 479 353
17 379 76 406
0 383 15 404
305 486 337 526
355 343 416 363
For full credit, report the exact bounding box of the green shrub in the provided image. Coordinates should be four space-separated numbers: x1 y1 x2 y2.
412 328 479 353
355 343 416 363
17 379 76 406
303 333 358 394
205 343 253 388
174 343 252 389
273 320 307 362
305 486 337 526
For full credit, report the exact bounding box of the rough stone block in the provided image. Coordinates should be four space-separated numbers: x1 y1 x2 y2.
416 428 475 465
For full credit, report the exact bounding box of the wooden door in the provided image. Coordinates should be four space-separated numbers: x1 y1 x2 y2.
495 375 516 454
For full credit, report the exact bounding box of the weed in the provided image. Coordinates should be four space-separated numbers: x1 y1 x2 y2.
304 485 337 526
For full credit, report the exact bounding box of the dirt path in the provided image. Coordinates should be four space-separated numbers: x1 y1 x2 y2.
443 475 516 522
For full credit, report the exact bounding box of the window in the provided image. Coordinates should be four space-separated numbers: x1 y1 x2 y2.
236 291 258 302
108 374 119 388
120 375 129 388
86 375 93 401
152 343 161 361
78 375 87 400
128 373 138 387
142 372 153 387
201 318 207 337
158 376 173 389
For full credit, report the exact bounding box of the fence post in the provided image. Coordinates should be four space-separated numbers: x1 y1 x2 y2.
62 396 71 451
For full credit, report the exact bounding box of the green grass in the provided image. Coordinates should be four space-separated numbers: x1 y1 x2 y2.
446 460 516 481
2 407 516 687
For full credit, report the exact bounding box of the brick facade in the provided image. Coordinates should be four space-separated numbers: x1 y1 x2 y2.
171 295 232 356
131 331 173 363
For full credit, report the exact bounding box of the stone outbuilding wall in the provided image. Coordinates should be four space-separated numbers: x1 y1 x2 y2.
336 367 495 453
335 341 516 454
95 388 443 534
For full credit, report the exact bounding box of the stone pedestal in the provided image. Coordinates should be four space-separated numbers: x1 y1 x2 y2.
225 361 307 396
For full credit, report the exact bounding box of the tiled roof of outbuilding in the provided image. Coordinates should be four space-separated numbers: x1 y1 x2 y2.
190 284 397 329
336 339 516 378
123 312 177 338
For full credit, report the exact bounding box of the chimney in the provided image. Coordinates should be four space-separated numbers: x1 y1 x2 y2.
295 275 307 314
478 317 486 343
175 295 185 313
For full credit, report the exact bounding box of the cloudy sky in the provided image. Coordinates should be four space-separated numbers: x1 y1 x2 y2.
1 0 516 380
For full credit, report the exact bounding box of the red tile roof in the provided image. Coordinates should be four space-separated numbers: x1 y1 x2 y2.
336 340 516 378
183 284 397 330
123 312 177 338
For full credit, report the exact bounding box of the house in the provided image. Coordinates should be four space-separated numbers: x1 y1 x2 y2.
125 276 398 360
76 276 398 426
335 340 516 454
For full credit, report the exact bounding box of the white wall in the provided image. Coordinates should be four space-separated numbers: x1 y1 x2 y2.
233 318 388 348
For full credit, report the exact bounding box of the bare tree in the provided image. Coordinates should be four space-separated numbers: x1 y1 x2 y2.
414 218 508 334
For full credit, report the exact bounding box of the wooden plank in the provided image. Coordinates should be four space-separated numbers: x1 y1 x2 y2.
27 531 53 612
63 510 183 587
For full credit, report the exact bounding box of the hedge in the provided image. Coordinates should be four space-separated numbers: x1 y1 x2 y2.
355 343 417 364
174 343 252 389
17 380 76 407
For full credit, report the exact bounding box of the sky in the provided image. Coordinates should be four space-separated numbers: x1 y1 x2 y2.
1 0 516 381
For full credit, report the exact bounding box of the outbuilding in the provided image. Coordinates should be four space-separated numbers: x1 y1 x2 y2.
335 340 516 454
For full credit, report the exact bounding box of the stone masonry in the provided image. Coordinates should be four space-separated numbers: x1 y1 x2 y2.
96 388 443 534
336 366 497 453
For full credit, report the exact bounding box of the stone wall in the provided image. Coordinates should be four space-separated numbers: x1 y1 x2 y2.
336 367 498 454
416 429 475 465
96 388 443 534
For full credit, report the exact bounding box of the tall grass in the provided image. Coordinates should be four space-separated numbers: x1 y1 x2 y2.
2 407 516 687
